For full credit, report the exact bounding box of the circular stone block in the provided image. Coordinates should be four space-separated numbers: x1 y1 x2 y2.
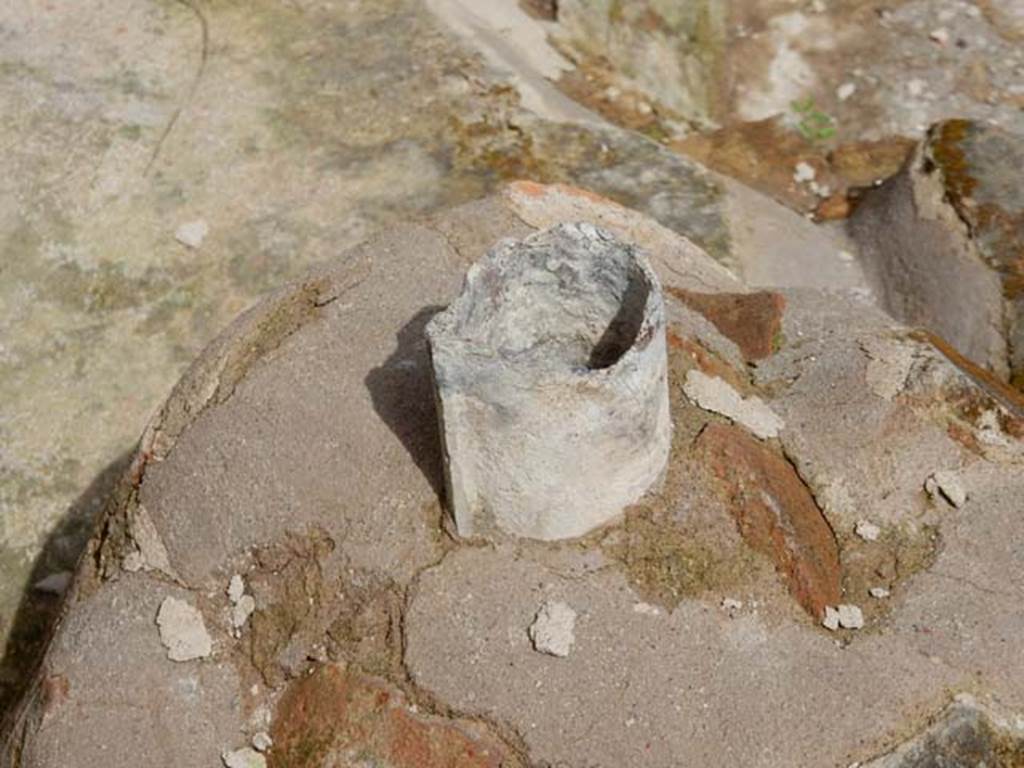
426 222 671 541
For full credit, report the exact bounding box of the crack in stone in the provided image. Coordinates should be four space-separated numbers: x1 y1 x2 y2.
144 0 210 176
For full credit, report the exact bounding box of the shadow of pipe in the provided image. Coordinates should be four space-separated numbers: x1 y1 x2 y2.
0 450 133 720
364 305 447 504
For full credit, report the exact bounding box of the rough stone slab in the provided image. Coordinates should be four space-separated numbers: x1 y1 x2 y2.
752 290 966 533
7 186 1024 768
888 462 1024 711
863 700 1024 766
2 183 758 762
404 546 947 768
5 575 242 767
137 223 462 588
850 120 1024 386
2 0 809 693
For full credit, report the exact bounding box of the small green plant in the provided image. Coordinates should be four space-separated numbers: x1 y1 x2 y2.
791 97 836 142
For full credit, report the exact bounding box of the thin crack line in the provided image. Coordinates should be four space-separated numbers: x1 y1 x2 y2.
144 0 209 176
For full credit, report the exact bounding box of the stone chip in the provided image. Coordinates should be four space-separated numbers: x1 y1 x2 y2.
528 600 577 658
684 369 784 439
156 596 213 662
222 747 266 768
925 470 967 508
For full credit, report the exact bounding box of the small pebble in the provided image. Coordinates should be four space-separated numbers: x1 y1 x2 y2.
251 732 273 753
793 161 817 184
822 606 841 631
855 520 881 542
174 219 209 249
929 28 950 45
925 470 967 508
528 600 577 658
809 180 831 198
869 586 890 599
836 82 856 101
837 604 865 629
227 574 245 604
222 747 266 768
231 594 256 630
156 596 212 662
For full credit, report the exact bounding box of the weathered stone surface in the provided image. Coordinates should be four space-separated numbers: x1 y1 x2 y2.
428 222 670 541
672 119 915 219
851 120 1024 387
0 184 746 762
4 575 243 767
864 701 1024 767
269 664 521 768
553 0 727 128
6 188 1024 768
753 291 969 533
695 423 841 618
404 544 941 768
1 0 798 699
929 120 1024 385
9 6 1024 711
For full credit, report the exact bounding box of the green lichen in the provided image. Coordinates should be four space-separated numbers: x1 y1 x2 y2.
606 509 763 609
929 119 978 203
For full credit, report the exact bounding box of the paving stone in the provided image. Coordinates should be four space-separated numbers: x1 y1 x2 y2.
5 187 1024 768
